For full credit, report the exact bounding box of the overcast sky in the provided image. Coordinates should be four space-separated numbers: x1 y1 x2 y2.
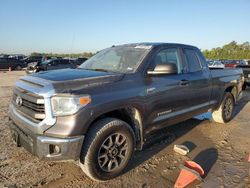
0 0 250 54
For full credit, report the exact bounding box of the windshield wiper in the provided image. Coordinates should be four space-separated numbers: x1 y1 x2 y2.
78 67 120 73
91 68 110 72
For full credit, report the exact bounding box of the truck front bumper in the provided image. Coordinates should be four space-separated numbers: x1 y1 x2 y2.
9 121 84 161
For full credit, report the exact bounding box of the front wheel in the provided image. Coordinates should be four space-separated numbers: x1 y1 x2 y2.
212 92 235 124
80 118 135 181
242 83 247 90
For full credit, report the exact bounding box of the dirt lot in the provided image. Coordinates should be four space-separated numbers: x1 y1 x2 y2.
0 71 249 188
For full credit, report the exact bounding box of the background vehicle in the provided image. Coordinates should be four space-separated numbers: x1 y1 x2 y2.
8 54 26 60
243 59 250 65
73 57 88 66
21 55 44 67
223 59 247 68
26 58 76 73
221 59 250 89
207 60 225 69
9 43 243 181
0 57 24 70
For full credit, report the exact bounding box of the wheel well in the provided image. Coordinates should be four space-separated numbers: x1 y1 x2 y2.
15 64 22 69
225 86 237 102
89 107 144 150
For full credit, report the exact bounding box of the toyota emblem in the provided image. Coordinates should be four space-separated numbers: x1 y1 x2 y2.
16 96 23 107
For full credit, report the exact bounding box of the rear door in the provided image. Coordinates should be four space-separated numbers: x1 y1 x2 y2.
182 48 212 112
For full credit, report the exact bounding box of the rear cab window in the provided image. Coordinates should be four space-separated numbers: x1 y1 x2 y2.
184 48 202 72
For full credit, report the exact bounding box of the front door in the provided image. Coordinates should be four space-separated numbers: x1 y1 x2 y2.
144 47 191 134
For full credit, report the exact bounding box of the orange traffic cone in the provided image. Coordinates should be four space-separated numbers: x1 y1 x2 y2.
174 161 204 188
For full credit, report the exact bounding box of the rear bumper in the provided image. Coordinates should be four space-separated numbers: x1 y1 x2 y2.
9 121 84 161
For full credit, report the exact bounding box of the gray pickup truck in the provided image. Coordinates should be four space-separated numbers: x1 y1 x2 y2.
8 43 244 181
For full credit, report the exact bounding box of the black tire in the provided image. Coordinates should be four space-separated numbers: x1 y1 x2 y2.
212 92 235 124
15 65 22 71
80 118 135 181
242 83 247 90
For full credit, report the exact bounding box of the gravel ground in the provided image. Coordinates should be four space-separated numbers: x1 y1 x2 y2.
0 71 249 188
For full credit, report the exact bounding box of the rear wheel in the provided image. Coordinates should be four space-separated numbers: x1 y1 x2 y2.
80 118 135 181
212 92 235 124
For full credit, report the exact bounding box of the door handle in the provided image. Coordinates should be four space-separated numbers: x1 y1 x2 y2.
180 80 189 86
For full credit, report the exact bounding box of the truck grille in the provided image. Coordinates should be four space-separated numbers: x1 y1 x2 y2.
12 87 45 123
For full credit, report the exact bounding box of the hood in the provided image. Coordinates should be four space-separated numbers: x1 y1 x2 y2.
27 61 38 67
30 68 124 93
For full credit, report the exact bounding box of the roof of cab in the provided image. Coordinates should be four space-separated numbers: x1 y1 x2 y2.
115 42 198 49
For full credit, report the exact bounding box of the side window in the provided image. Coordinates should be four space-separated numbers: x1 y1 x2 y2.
61 59 70 64
151 48 182 74
196 50 207 68
184 49 202 72
8 58 14 63
59 60 65 65
51 60 58 65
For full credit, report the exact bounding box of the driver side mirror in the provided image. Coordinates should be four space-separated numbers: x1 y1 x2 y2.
147 63 177 75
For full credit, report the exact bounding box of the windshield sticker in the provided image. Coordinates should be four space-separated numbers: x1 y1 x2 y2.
134 45 152 50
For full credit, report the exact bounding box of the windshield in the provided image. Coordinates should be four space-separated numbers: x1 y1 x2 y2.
78 46 150 73
207 61 213 65
41 59 53 65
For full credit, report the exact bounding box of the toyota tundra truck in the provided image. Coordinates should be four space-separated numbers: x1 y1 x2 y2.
8 43 244 181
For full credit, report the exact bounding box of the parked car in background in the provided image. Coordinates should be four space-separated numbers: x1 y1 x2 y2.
73 57 88 66
223 60 247 68
243 59 250 65
26 58 76 74
208 60 225 69
8 54 26 60
220 59 249 89
0 54 10 58
21 55 44 67
0 57 24 70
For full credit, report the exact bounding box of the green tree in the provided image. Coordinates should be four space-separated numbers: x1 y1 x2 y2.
202 41 250 59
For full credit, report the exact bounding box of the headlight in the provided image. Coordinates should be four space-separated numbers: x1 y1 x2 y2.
51 95 91 116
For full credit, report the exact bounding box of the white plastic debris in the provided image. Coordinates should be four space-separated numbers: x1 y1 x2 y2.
173 144 190 156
